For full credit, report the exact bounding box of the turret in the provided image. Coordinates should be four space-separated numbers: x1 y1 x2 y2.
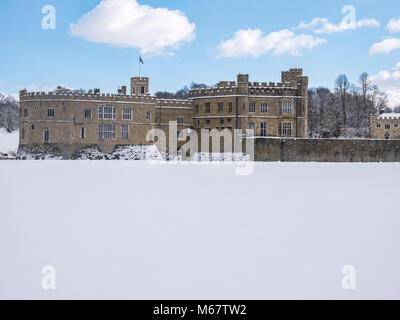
131 77 149 95
237 74 249 95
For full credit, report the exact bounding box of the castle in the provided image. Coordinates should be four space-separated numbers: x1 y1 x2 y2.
19 69 309 157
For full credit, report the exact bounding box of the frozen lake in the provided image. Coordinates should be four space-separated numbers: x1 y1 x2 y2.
0 161 399 299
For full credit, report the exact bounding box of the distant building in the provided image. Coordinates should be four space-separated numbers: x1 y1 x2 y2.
370 113 400 139
19 69 308 155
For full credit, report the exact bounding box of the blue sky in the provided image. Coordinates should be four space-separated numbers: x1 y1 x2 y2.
1 0 400 105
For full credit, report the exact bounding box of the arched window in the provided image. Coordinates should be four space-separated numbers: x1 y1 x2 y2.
44 129 50 143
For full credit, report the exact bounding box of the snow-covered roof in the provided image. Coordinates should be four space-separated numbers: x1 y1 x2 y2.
378 113 400 120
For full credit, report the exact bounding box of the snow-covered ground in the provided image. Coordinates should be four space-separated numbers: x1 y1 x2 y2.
0 128 19 157
0 161 399 299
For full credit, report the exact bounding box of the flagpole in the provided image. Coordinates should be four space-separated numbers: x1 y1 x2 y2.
139 57 141 78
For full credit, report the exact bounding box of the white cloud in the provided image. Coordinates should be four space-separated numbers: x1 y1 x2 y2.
296 17 379 34
216 29 325 58
370 62 400 107
387 17 400 33
369 38 400 55
69 0 196 56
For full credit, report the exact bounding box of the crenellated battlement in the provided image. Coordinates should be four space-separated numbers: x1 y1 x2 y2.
157 98 193 106
189 73 303 98
189 86 239 98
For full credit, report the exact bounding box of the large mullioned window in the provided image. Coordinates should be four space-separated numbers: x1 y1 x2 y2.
260 102 267 113
249 102 256 113
98 124 116 140
122 108 133 120
98 106 116 120
84 109 92 118
279 101 293 114
278 123 292 135
260 123 267 136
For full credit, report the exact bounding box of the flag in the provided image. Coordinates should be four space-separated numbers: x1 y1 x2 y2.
139 56 144 64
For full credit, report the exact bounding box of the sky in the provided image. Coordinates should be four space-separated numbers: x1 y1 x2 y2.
1 0 400 106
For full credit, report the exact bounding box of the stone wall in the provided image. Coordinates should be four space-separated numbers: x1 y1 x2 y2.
254 138 400 162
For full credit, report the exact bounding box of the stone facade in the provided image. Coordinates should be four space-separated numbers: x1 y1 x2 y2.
19 69 308 154
370 113 400 139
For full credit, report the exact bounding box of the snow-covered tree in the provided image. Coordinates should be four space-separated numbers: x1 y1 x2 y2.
0 93 19 133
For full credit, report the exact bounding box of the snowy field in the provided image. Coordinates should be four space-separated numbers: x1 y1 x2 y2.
0 128 18 157
0 161 399 299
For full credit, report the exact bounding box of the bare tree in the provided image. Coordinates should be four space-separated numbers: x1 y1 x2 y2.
335 74 351 128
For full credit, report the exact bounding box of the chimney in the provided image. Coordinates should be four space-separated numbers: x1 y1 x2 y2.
121 85 127 95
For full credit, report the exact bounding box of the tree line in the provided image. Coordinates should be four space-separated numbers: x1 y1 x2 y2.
308 73 388 138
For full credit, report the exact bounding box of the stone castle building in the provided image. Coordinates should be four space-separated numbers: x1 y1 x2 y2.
370 113 400 140
19 69 309 156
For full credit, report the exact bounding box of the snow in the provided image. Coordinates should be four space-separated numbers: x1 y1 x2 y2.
0 128 19 157
378 112 400 119
0 161 400 299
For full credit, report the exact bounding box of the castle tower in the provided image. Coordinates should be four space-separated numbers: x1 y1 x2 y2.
237 74 249 95
236 74 249 129
130 77 149 95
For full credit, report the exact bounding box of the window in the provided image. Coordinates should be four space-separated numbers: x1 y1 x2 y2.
98 124 116 140
47 108 54 118
31 124 35 130
122 125 129 140
205 103 211 113
122 108 133 120
249 102 256 113
220 119 224 124
218 102 224 113
206 120 210 125
81 127 85 139
377 124 381 128
98 106 116 119
84 109 92 118
177 117 184 125
248 122 255 130
146 111 151 120
44 129 50 142
385 124 391 130
279 101 293 114
395 124 399 128
22 128 25 139
261 102 267 113
261 122 267 136
278 123 292 135
141 86 145 94
195 105 199 113
227 119 231 123
229 102 233 113
24 109 28 117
